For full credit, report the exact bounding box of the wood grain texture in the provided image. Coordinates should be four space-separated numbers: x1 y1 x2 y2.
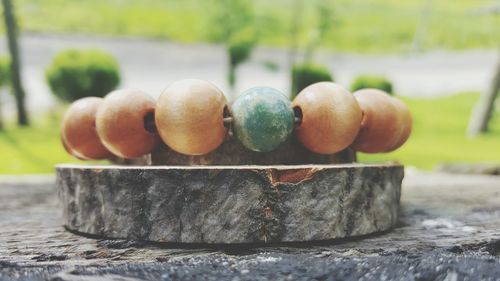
292 82 362 154
386 97 413 152
61 97 112 160
155 79 228 156
352 89 403 153
96 89 159 159
56 163 403 244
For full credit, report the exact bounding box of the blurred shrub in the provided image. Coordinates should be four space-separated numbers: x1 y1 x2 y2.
291 63 333 98
0 57 10 87
46 49 120 102
228 28 257 88
351 75 393 94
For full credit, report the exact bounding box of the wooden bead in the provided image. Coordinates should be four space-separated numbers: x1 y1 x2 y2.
351 89 403 153
96 89 159 159
61 97 112 160
61 135 87 160
386 97 412 152
292 82 362 154
155 79 228 155
231 87 294 152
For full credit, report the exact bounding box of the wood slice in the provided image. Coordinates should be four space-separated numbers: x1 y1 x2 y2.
56 163 403 244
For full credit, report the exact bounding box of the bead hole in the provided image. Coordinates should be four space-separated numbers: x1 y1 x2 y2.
223 105 231 129
360 110 367 127
293 106 303 128
144 111 157 134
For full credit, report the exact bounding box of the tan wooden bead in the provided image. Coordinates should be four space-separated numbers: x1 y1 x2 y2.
60 135 87 160
292 82 362 154
352 89 403 153
61 97 112 160
386 97 412 152
155 79 228 155
96 89 159 159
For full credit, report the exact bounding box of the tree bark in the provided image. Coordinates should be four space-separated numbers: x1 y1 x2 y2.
2 0 29 126
57 163 403 243
468 48 500 136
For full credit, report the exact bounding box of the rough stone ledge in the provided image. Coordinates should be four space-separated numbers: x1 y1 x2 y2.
436 162 500 176
3 171 500 280
56 163 403 244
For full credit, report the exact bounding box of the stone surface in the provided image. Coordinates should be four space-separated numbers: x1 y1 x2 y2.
436 163 500 175
231 87 294 152
56 164 403 244
1 171 500 280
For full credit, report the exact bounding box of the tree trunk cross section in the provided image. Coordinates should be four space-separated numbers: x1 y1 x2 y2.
56 164 403 244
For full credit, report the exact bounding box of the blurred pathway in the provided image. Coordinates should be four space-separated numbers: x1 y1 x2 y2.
0 34 498 115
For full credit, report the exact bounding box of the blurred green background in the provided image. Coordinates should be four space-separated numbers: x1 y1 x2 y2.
0 0 499 174
12 0 500 52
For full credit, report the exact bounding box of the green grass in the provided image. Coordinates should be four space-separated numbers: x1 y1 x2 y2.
0 93 498 174
5 0 499 53
0 110 102 175
359 93 500 169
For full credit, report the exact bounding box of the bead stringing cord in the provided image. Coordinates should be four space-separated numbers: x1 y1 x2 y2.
145 116 303 134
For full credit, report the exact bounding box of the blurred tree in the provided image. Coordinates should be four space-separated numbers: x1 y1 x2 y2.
304 0 335 63
2 0 29 126
291 0 335 97
210 0 257 100
287 0 303 77
228 29 257 91
468 48 500 136
0 57 10 130
210 0 254 43
411 0 433 53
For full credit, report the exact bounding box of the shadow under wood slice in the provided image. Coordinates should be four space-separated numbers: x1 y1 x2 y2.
56 163 403 244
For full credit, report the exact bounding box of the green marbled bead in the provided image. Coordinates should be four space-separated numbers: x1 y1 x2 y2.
231 87 295 152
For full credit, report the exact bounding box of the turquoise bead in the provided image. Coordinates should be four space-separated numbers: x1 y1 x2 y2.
231 87 295 152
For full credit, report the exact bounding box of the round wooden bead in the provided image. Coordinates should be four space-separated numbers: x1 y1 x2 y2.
96 89 158 159
155 79 228 155
61 97 112 160
292 82 362 154
351 89 403 153
386 97 412 152
61 135 87 160
231 87 294 152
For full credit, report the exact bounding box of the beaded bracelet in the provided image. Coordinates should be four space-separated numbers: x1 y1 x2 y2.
61 79 412 160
